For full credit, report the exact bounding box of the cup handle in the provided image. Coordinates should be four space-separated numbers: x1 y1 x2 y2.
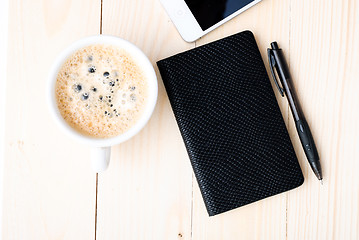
91 147 111 172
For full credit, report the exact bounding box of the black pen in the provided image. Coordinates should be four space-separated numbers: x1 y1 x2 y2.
267 42 323 184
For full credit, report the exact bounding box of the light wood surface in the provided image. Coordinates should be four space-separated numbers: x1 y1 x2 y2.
2 0 359 239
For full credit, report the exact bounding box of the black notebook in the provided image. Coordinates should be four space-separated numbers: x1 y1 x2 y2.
157 31 304 216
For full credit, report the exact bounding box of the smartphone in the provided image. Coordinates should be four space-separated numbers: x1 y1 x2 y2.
160 0 262 42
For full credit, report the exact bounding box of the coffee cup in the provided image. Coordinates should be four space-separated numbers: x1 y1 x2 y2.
47 35 158 172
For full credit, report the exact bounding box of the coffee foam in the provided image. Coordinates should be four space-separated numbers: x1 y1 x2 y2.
55 44 148 138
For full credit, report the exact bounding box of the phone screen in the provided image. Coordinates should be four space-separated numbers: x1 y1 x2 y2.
184 0 255 31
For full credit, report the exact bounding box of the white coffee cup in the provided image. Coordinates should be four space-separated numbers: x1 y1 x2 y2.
47 35 158 172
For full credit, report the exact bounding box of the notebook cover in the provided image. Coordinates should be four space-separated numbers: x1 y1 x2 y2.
157 30 304 216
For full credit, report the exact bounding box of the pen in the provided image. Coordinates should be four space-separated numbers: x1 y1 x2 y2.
267 42 323 183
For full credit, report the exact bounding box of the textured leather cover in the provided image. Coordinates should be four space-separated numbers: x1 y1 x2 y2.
157 31 304 216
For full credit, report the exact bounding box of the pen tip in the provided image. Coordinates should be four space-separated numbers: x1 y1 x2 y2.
320 180 323 185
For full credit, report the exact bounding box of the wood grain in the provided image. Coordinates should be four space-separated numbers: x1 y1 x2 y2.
2 0 100 239
0 0 9 235
287 0 359 239
96 0 194 239
2 0 359 239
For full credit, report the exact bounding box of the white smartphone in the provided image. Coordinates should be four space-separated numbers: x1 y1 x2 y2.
160 0 262 42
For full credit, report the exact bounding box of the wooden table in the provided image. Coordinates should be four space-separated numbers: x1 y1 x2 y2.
2 0 359 239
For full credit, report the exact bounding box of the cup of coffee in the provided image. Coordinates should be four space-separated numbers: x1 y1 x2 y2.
48 35 158 172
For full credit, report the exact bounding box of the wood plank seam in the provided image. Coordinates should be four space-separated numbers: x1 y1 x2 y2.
190 174 194 240
100 0 103 34
286 1 292 240
95 173 99 240
95 1 103 239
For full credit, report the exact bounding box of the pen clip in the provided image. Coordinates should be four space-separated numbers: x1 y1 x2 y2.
267 49 284 97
